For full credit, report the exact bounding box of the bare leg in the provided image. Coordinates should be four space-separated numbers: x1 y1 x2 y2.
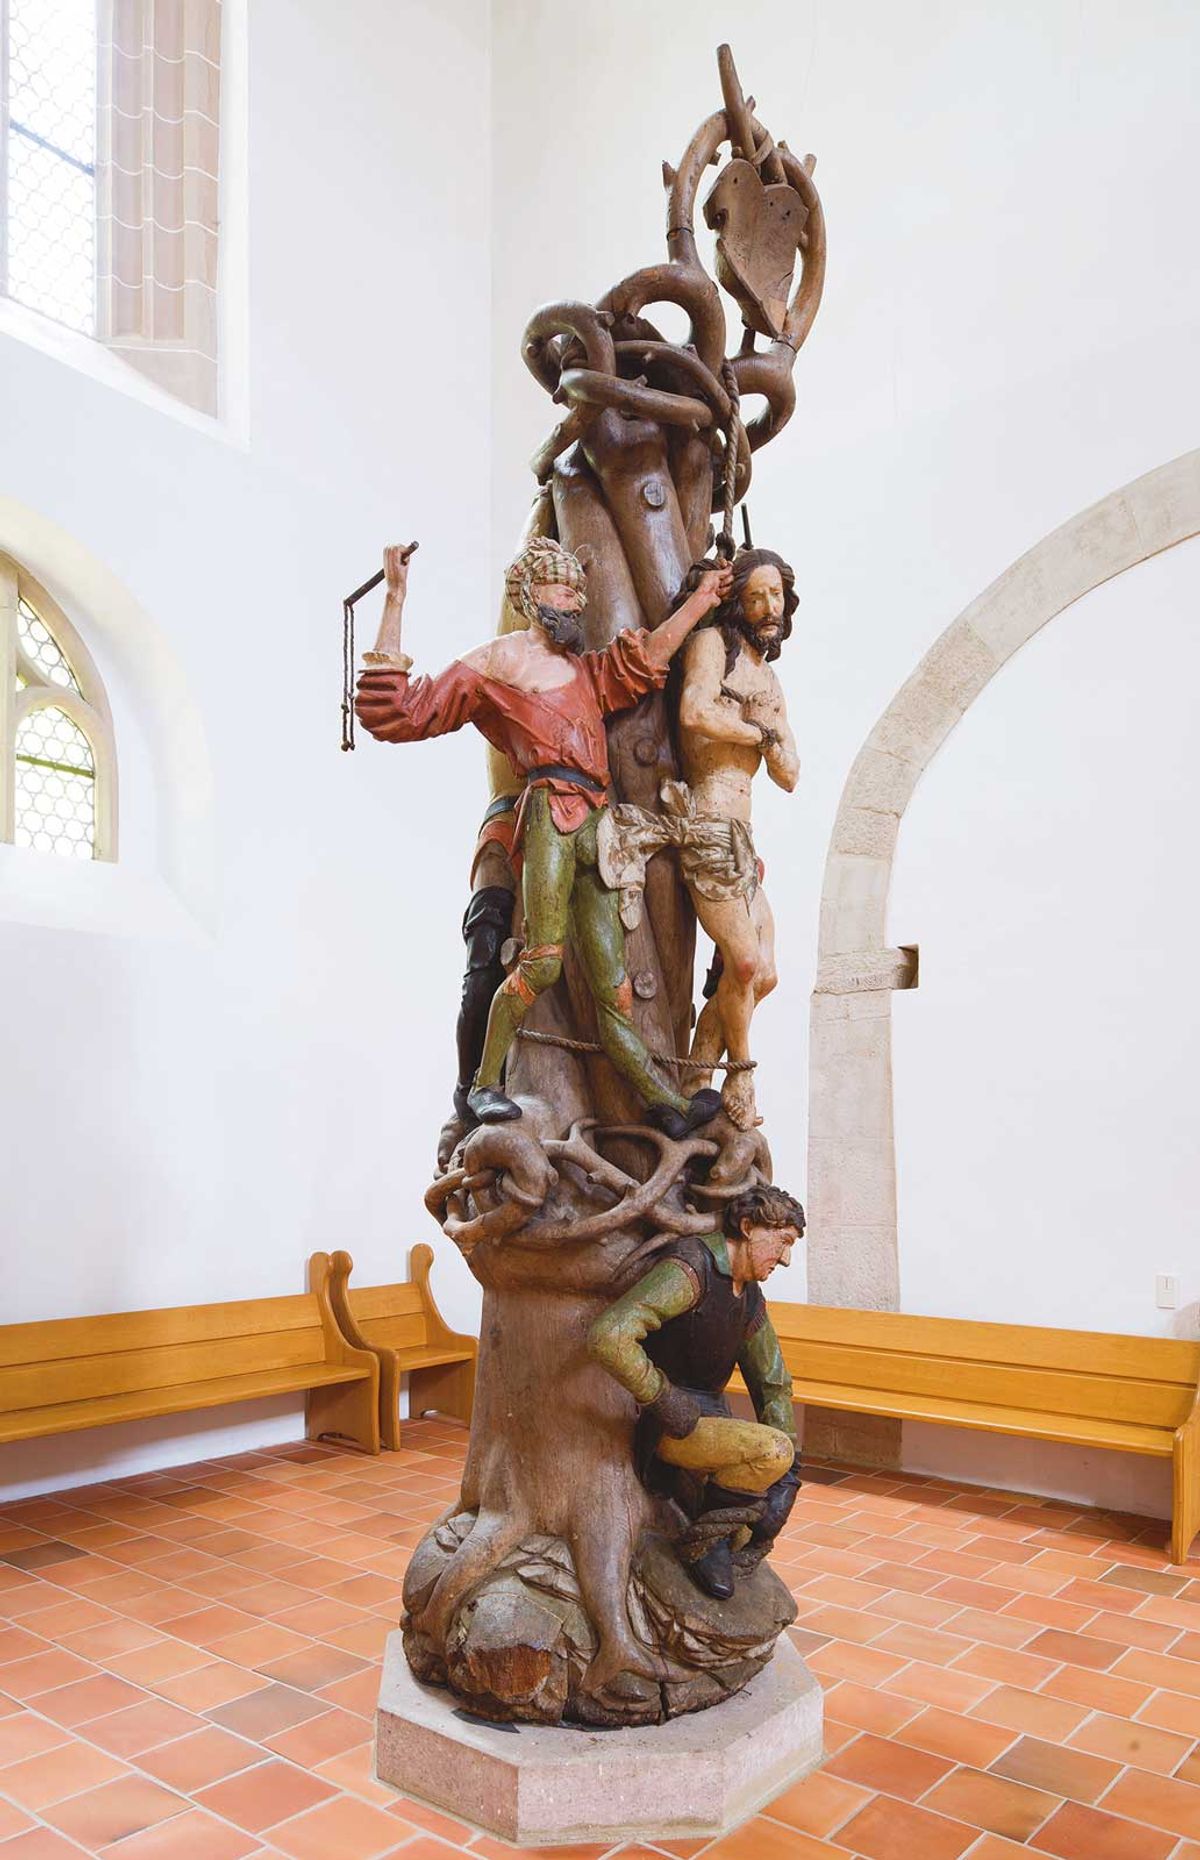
690 990 725 1089
688 891 761 1127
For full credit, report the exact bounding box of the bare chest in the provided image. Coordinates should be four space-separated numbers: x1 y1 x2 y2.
722 657 781 711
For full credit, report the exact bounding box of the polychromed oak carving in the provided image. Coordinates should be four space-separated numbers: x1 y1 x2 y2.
355 45 824 1726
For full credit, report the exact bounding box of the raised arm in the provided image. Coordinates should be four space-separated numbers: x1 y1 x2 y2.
677 628 764 748
642 562 734 672
365 543 417 670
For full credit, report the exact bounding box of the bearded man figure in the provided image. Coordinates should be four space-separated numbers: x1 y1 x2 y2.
600 547 799 1130
355 537 733 1135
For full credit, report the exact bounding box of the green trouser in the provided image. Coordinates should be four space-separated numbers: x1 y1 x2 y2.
475 788 689 1113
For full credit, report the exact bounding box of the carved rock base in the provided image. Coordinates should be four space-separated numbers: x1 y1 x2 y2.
376 1631 823 1847
402 1513 798 1727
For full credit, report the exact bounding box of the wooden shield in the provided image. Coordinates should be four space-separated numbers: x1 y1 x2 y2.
703 159 808 340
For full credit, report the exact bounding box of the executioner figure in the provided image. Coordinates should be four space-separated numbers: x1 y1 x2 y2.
354 538 734 1136
602 547 799 1129
588 1183 804 1602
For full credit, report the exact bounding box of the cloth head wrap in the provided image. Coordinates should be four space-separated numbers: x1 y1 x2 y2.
504 539 588 625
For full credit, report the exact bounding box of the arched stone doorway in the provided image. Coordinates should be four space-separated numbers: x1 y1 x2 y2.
806 449 1200 1464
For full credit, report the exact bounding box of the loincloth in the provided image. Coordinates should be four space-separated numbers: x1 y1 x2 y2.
598 780 758 929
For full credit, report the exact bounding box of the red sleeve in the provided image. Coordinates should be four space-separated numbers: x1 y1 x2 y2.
354 658 483 743
580 628 669 717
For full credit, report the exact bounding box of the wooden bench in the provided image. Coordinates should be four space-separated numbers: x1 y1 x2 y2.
754 1303 1200 1566
0 1256 381 1455
318 1245 476 1451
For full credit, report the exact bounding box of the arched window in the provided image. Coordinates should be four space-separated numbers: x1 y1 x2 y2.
2 554 117 861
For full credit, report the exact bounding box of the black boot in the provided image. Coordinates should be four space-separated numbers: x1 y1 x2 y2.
455 887 514 1103
736 1460 802 1573
467 1083 522 1123
681 1482 764 1600
645 1088 723 1140
689 1536 735 1600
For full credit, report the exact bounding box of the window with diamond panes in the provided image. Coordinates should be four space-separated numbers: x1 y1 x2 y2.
3 558 116 860
2 0 98 336
14 702 95 855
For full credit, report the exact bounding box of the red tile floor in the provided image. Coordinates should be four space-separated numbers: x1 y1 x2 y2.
1 1421 1199 1859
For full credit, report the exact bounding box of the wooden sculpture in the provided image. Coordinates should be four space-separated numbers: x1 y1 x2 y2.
355 44 825 1728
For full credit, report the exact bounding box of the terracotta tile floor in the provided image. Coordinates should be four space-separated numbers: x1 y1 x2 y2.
1 1423 1198 1858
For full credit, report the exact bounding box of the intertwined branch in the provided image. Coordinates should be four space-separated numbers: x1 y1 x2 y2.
522 44 826 503
426 1115 770 1257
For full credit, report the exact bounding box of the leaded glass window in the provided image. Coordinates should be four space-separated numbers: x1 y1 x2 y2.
2 0 99 336
2 555 116 860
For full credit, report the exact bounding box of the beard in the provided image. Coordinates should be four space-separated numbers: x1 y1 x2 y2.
735 616 784 662
536 604 586 654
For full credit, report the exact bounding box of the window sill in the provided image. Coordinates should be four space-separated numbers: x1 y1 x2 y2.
0 296 248 450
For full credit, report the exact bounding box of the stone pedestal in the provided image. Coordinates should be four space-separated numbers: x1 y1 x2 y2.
375 1632 824 1848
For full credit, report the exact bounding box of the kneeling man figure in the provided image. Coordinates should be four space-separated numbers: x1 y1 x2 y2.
588 1183 804 1600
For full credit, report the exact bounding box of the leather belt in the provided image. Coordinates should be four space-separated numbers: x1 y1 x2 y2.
481 793 518 824
524 763 607 794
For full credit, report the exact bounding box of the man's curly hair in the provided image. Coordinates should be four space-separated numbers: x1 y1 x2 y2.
723 1183 806 1240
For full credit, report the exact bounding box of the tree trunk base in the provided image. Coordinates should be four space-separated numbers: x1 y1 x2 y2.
402 1509 796 1728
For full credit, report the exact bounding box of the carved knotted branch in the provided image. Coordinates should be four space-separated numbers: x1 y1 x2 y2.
557 368 712 434
522 300 616 393
522 45 825 505
425 1110 769 1264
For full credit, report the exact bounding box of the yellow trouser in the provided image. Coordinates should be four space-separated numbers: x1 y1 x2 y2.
657 1415 794 1496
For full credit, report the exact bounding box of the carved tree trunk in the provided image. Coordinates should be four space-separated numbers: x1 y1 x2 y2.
403 47 825 1727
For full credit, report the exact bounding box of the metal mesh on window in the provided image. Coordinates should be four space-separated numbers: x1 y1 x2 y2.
4 0 98 335
14 703 96 857
17 594 81 691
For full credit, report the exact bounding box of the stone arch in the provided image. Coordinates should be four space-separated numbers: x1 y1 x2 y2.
807 450 1200 1385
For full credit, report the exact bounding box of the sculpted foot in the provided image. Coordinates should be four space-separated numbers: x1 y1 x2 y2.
720 1070 760 1131
466 1084 522 1124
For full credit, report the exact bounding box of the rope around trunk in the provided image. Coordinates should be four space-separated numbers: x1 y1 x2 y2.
516 1027 755 1072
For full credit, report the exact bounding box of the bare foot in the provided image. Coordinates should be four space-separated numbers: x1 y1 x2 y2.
721 1069 760 1131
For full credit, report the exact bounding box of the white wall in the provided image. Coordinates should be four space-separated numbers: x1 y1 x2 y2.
889 538 1200 1515
1 0 492 1497
4 0 1199 1508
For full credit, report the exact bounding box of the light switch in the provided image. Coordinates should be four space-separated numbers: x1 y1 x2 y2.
1155 1275 1180 1310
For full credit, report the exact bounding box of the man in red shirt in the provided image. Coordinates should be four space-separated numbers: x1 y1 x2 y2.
355 538 732 1134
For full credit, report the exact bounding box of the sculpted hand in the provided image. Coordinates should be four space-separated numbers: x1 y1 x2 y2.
646 1381 702 1438
696 562 734 612
384 541 418 596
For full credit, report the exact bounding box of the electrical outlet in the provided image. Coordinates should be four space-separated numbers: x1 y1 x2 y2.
1155 1275 1179 1310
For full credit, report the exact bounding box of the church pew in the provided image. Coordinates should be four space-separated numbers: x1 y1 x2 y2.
317 1246 476 1451
754 1302 1200 1567
0 1257 381 1454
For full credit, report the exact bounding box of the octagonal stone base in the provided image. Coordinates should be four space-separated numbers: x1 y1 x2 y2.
375 1631 824 1848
